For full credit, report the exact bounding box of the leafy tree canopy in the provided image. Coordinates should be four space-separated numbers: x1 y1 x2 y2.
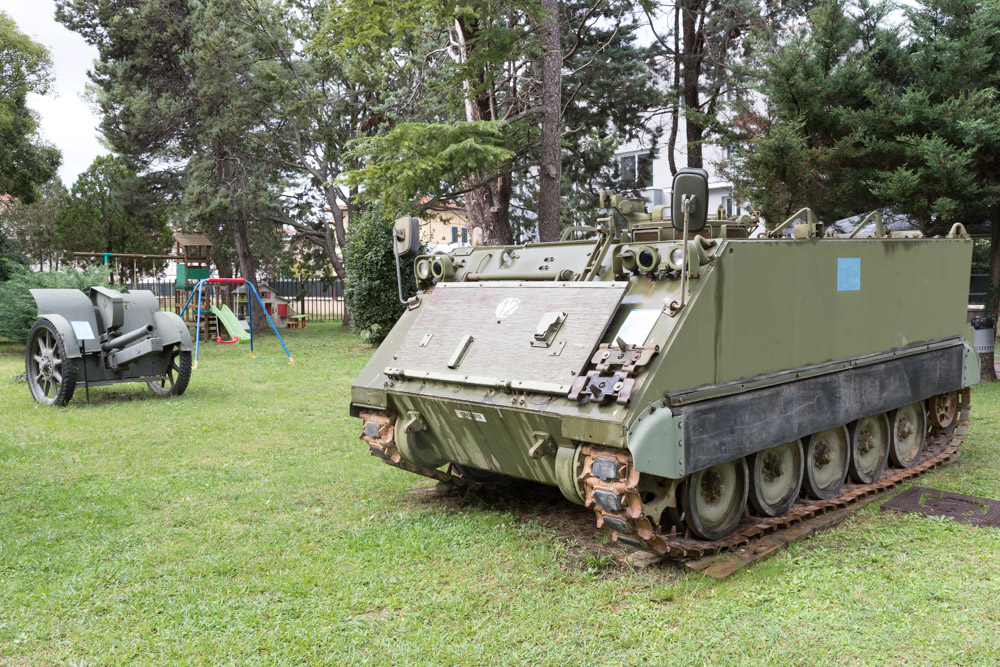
56 155 172 280
321 0 656 242
0 176 67 270
0 11 61 203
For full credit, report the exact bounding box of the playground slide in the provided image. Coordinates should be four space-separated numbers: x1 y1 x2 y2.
210 304 247 343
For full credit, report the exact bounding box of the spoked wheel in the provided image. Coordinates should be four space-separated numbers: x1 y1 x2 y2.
147 348 192 397
25 319 78 406
681 458 749 540
928 391 959 429
889 402 927 468
802 426 850 500
748 440 804 517
848 414 890 484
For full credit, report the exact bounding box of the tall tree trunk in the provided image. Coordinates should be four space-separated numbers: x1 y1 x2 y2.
667 5 680 176
231 216 267 333
983 207 1000 381
989 207 1000 321
681 1 703 169
465 173 514 245
453 17 515 246
537 0 562 242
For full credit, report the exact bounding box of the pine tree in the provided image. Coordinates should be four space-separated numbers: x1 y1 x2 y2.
722 0 907 225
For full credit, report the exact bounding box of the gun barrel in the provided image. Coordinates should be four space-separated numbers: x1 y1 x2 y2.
102 324 154 351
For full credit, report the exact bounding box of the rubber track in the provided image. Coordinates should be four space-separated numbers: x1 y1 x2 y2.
580 390 971 559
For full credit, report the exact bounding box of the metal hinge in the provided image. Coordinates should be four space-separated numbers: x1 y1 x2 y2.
567 339 658 406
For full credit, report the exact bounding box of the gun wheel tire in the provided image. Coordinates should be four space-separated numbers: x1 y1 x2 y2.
681 457 748 540
803 426 850 500
848 414 890 484
25 319 77 406
889 402 926 468
147 349 191 397
748 439 804 517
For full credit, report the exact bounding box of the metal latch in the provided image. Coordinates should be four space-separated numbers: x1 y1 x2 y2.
592 340 658 374
530 311 567 348
568 370 636 406
567 341 658 406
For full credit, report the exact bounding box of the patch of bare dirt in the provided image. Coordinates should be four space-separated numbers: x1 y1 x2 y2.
406 478 684 580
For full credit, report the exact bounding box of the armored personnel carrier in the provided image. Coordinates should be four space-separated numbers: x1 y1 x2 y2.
351 168 978 556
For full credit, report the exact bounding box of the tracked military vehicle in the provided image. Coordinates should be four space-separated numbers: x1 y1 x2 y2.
351 168 978 556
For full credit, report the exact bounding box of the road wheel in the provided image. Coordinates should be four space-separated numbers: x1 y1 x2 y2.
25 319 77 406
682 457 748 540
848 414 890 484
802 426 850 500
748 440 804 517
889 402 926 468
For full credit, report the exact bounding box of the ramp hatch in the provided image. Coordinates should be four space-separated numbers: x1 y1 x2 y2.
386 282 629 395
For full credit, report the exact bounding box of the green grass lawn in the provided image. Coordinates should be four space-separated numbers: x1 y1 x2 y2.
2 322 1000 664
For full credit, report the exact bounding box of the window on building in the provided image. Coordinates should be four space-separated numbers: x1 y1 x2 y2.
451 226 468 244
722 195 741 217
618 152 653 190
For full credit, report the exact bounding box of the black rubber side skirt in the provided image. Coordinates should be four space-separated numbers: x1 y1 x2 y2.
674 345 964 474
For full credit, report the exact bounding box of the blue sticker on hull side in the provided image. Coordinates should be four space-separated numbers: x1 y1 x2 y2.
837 257 861 291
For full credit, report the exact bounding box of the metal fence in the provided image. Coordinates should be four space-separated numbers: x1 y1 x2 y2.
134 277 345 323
970 273 988 305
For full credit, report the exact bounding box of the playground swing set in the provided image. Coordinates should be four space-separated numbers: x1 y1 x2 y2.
75 233 294 370
180 278 294 369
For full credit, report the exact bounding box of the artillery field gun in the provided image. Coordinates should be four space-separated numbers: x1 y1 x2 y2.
26 287 193 406
351 168 978 557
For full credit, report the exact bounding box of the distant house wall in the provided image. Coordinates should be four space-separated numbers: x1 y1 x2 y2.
615 106 750 220
420 208 469 248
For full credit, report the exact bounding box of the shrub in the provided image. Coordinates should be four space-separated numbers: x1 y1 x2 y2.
0 229 28 281
0 262 120 343
343 205 421 343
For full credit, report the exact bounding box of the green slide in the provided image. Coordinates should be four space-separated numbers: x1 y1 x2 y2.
210 303 247 343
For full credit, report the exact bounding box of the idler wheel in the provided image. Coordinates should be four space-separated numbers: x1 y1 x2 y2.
889 402 927 468
147 347 192 397
802 426 850 500
928 392 959 429
848 414 890 484
681 458 748 540
748 440 804 517
25 319 77 406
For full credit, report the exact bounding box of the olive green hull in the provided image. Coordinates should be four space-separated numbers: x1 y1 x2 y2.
351 236 978 494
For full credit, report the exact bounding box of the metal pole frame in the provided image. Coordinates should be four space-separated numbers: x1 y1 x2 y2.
181 278 294 367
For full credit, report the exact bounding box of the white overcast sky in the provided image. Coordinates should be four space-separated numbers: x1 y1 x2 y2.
1 0 106 185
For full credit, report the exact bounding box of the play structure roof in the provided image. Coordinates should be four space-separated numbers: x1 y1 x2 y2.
232 282 289 302
173 233 214 247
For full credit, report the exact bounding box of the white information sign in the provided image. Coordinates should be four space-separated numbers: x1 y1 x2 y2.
613 309 661 347
70 320 96 341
